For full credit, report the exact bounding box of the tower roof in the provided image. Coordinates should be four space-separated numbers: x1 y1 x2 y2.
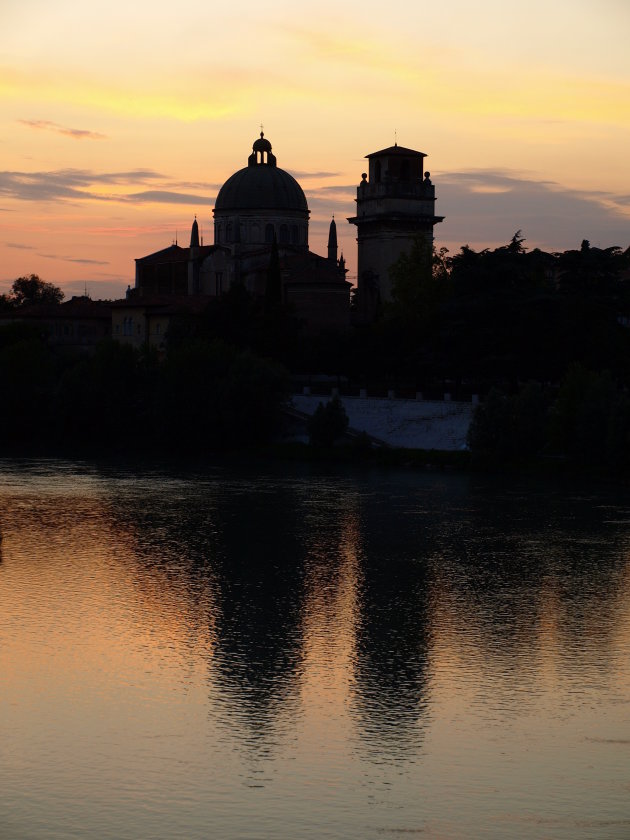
366 145 426 158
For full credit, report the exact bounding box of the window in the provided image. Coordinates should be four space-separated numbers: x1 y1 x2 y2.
280 224 289 244
291 225 298 245
265 223 274 243
215 272 223 296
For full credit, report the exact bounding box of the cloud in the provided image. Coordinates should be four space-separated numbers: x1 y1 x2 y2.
6 242 35 250
0 168 215 206
0 168 166 202
18 119 107 140
288 170 341 179
280 26 402 75
436 170 630 251
310 184 357 193
300 170 630 264
126 190 214 205
35 253 109 266
305 184 356 217
170 179 222 192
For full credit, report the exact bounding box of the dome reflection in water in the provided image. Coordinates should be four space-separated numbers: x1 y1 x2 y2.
1 461 630 839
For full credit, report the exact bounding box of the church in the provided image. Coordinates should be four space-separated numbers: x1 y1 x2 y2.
119 131 443 343
130 132 351 331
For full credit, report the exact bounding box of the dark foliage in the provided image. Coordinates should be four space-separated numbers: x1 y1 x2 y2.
162 339 287 449
0 322 288 456
347 233 630 397
3 274 64 308
5 233 630 471
307 396 349 447
467 383 551 465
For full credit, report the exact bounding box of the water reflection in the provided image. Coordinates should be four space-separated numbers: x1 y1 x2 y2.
3 462 630 839
103 475 312 760
209 485 307 752
352 548 431 760
93 469 630 754
427 483 630 728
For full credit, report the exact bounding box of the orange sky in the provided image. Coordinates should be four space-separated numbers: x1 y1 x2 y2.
2 0 629 299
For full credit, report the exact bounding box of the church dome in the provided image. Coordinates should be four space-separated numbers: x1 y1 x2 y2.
215 167 308 213
214 133 308 214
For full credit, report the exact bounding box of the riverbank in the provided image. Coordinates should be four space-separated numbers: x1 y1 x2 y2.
1 436 627 483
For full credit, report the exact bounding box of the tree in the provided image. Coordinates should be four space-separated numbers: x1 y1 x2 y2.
388 236 450 327
9 274 64 307
556 240 626 296
307 396 349 447
467 383 551 464
548 365 630 469
161 338 288 449
0 323 56 446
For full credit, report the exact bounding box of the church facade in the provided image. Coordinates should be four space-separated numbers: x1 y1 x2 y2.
132 132 350 330
129 132 443 333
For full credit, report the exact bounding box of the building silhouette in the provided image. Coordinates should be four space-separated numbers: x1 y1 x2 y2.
130 132 350 333
349 143 443 320
119 133 443 342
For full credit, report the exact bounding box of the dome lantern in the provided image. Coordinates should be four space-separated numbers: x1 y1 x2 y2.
248 131 277 167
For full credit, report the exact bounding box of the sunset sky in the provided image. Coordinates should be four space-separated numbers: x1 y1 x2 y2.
2 0 629 299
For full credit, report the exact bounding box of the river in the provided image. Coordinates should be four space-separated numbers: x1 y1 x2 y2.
1 459 629 839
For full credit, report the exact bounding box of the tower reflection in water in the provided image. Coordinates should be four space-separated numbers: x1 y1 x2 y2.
107 472 438 764
104 468 630 768
3 462 630 838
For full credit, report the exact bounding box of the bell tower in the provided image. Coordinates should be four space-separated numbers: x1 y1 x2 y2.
348 143 444 319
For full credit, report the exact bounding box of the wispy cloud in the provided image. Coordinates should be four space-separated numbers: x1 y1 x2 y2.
6 242 35 250
305 184 356 217
126 190 214 205
289 170 341 179
170 179 222 192
0 168 167 202
18 119 108 140
436 169 630 251
36 253 109 266
0 168 213 206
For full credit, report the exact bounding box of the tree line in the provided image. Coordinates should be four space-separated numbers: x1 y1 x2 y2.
0 321 287 456
386 233 630 471
3 233 630 467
